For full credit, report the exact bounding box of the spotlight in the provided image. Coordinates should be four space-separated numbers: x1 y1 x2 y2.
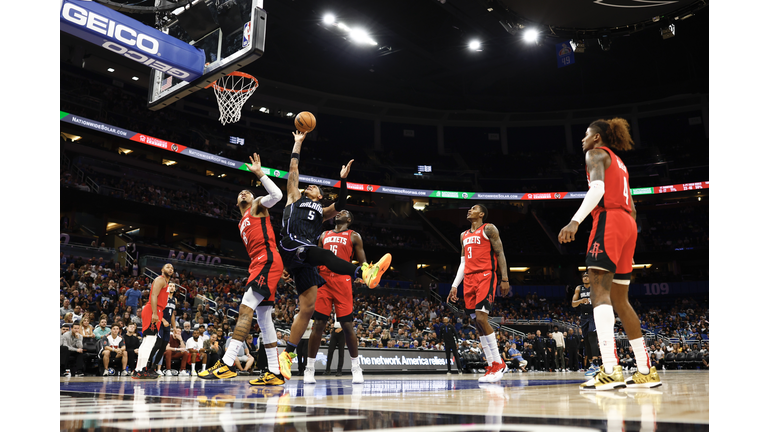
469 40 481 51
569 39 585 53
523 29 538 43
661 23 676 39
322 13 335 25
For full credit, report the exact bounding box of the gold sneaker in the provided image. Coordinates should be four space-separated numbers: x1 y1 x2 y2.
580 365 626 391
249 372 286 386
198 361 237 380
625 366 662 388
196 360 225 379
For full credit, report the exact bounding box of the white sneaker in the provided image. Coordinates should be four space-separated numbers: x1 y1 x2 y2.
103 370 110 376
179 370 190 377
304 366 316 384
192 369 198 376
351 366 364 384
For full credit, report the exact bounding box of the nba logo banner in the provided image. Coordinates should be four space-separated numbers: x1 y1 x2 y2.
556 42 575 68
243 21 252 48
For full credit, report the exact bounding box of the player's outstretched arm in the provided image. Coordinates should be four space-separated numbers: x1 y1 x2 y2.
448 233 465 303
285 131 306 206
323 160 354 221
245 153 283 214
485 224 509 296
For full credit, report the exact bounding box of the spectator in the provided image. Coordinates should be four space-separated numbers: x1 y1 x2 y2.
60 299 74 317
125 281 143 315
163 327 188 375
61 322 85 377
507 343 528 372
276 331 286 347
245 334 258 372
79 317 95 339
100 324 128 376
94 318 110 340
181 321 193 342
203 332 222 366
552 326 565 372
225 336 254 375
184 329 206 376
123 322 141 372
61 312 74 327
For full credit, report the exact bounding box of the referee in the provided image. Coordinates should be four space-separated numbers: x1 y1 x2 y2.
440 317 463 374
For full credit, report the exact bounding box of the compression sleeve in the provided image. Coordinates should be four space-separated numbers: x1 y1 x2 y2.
259 175 283 209
452 256 466 288
571 180 605 224
334 179 347 211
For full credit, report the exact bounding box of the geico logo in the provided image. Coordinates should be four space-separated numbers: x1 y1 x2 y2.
102 42 190 79
62 2 159 55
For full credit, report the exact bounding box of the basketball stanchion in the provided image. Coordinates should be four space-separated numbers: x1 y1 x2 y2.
206 71 259 125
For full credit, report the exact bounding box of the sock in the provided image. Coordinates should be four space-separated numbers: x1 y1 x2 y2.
266 346 280 376
136 335 157 371
354 266 361 278
480 336 494 366
190 362 195 373
593 305 619 371
629 337 651 375
223 339 244 367
350 357 359 368
285 342 297 354
486 332 502 364
307 357 316 369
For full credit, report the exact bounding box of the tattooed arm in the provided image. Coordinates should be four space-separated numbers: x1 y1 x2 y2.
484 224 509 296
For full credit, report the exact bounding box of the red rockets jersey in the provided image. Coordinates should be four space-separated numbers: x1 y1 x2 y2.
239 207 281 274
321 229 355 262
156 276 170 309
461 223 497 275
586 146 632 216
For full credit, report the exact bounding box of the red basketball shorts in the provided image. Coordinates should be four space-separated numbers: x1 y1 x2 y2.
315 267 354 321
585 209 637 280
463 270 496 315
141 304 164 333
245 259 283 306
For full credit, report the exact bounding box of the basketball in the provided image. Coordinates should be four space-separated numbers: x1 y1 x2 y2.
294 111 316 133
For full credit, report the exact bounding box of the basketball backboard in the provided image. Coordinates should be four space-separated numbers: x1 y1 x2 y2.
147 0 266 110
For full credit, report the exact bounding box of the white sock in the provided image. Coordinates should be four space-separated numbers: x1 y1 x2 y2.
266 346 280 376
350 357 359 368
594 305 619 371
190 362 195 373
480 336 494 366
136 335 157 371
307 357 316 369
630 337 651 375
223 339 244 367
486 332 502 364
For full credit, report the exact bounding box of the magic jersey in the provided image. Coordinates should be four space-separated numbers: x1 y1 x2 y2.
281 196 325 245
461 223 496 274
163 294 176 321
586 146 632 216
577 284 592 316
239 207 282 274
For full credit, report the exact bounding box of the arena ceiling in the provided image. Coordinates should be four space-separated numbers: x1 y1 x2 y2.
60 0 709 112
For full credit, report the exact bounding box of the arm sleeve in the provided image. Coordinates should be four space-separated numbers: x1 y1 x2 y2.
259 175 283 209
571 180 605 224
334 179 348 211
451 256 466 288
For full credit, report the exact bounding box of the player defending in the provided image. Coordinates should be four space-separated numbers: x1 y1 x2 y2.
198 153 288 386
303 210 367 384
133 263 174 379
277 131 391 380
448 204 509 383
148 281 177 375
558 118 661 390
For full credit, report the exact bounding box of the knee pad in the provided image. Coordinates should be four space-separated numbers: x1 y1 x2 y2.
255 305 277 345
242 288 265 310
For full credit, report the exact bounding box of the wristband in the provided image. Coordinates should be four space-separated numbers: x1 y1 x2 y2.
291 152 300 161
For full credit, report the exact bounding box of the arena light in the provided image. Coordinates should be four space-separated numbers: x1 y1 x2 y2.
322 13 335 25
349 28 377 46
508 267 530 272
107 67 115 72
469 40 481 51
523 29 538 43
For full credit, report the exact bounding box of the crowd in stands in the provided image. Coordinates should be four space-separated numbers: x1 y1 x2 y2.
60 252 708 376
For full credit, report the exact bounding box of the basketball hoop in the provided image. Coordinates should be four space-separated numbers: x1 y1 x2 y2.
207 71 259 125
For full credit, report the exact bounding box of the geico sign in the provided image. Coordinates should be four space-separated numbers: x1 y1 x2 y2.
62 3 191 79
62 3 159 54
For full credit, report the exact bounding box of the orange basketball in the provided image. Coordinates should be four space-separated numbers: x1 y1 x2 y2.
294 111 316 133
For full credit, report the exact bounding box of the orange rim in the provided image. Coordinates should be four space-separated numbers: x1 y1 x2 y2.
206 71 259 93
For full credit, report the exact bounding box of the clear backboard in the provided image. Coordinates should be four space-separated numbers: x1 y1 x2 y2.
147 0 266 111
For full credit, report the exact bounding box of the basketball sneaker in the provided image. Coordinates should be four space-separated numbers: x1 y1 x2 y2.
580 365 626 391
249 372 286 386
478 364 495 383
303 366 316 384
624 366 662 389
103 369 110 376
278 351 296 380
198 361 237 380
362 253 392 289
351 365 364 384
486 361 508 383
585 364 600 377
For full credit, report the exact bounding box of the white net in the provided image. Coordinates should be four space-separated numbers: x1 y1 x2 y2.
210 72 259 125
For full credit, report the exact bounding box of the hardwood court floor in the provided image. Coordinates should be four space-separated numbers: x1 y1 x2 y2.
60 370 708 431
